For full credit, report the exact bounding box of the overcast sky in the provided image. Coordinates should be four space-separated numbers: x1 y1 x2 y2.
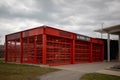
0 0 120 44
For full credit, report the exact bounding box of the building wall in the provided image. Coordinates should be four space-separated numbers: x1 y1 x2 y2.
5 26 104 66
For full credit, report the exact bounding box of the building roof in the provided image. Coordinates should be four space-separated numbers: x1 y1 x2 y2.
95 24 120 35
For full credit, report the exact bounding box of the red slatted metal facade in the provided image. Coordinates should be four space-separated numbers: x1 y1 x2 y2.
5 26 104 66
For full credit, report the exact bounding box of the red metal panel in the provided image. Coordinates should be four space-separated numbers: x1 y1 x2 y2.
9 41 12 62
14 40 16 62
27 37 29 63
42 34 46 64
89 43 93 62
20 32 23 63
46 35 71 66
23 27 44 37
91 38 104 62
28 36 35 63
7 33 20 40
5 35 8 62
22 34 43 64
75 40 90 63
101 44 104 61
71 34 76 64
34 36 37 64
92 44 102 62
36 35 43 64
29 28 42 36
74 34 91 63
91 38 104 44
71 39 75 64
15 39 20 63
45 27 74 39
22 37 29 63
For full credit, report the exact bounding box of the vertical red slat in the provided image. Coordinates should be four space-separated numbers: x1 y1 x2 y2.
89 42 93 62
5 35 8 62
71 39 75 64
101 44 104 61
20 32 23 63
42 34 46 64
34 36 37 64
14 40 16 62
10 41 12 62
27 37 29 63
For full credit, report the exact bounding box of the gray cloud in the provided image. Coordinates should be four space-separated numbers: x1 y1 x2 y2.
0 0 120 44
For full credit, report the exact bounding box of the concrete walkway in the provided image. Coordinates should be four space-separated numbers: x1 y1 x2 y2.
52 62 119 72
97 70 120 76
37 70 85 80
37 62 119 80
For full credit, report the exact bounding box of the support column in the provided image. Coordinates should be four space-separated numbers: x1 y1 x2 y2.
10 41 12 62
27 37 30 63
5 35 8 63
71 39 75 64
20 33 23 63
101 43 104 61
107 33 110 62
90 43 93 62
14 40 16 62
42 34 46 64
34 36 37 64
119 35 120 61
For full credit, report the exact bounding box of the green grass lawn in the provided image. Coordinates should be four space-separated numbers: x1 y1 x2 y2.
80 73 120 80
0 59 58 80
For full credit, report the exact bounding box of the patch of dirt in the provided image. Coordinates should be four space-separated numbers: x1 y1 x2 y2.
110 64 120 71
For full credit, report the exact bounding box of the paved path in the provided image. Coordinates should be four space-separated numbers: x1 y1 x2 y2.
37 70 85 80
37 62 119 80
96 70 120 76
52 62 119 73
